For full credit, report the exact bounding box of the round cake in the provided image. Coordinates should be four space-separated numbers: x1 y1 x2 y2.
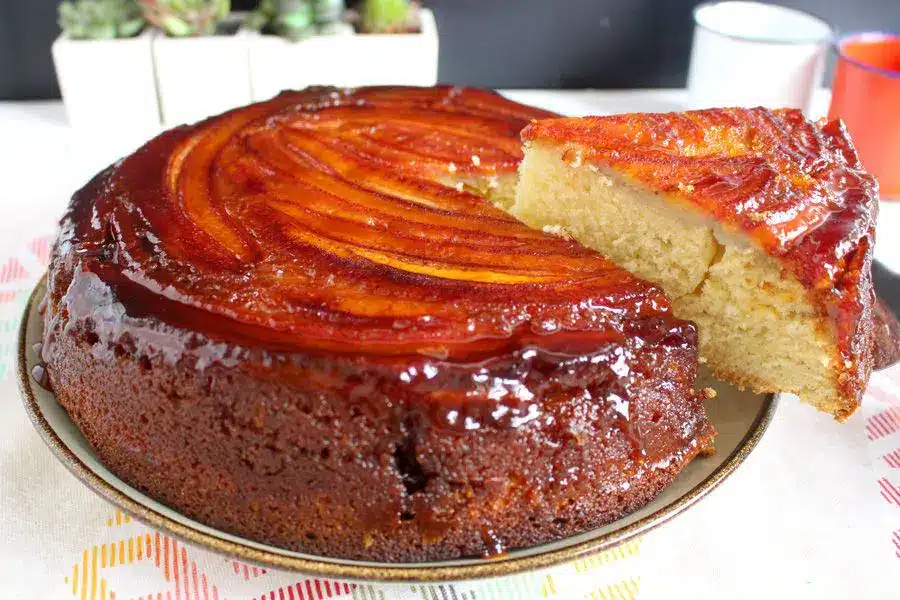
41 86 714 561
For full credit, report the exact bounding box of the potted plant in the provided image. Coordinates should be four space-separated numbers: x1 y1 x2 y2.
140 0 253 125
52 0 161 136
246 0 438 102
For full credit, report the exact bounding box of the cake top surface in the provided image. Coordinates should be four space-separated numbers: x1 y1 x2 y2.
523 108 878 277
55 86 688 362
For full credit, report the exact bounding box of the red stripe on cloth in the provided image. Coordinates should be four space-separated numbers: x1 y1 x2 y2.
0 258 28 283
893 530 900 559
191 554 200 600
181 547 190 600
878 478 900 506
867 407 900 440
172 539 180 600
163 536 170 580
28 235 51 264
885 449 900 469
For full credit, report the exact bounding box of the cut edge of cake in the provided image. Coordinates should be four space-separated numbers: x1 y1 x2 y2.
510 136 862 421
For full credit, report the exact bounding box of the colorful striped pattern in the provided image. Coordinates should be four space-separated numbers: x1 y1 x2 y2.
0 234 50 383
585 577 640 600
867 407 900 441
28 234 51 264
878 477 900 506
232 561 267 581
866 371 900 561
884 449 900 469
250 580 353 600
0 257 28 283
65 528 222 600
408 583 478 600
573 540 641 573
106 511 132 527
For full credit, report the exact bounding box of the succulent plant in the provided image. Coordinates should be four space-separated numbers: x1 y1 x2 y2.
360 0 419 34
246 0 317 42
58 0 146 40
312 0 345 26
137 0 231 37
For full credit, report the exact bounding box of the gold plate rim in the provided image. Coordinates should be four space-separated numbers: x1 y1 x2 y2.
17 276 777 582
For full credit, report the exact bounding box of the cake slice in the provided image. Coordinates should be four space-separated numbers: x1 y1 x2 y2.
512 108 878 420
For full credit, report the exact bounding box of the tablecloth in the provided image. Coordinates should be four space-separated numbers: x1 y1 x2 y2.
0 92 898 599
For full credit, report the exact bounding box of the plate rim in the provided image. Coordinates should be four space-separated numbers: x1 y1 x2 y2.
17 276 778 582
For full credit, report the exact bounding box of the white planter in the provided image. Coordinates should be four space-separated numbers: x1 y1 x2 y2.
248 8 439 102
152 16 253 126
51 29 161 138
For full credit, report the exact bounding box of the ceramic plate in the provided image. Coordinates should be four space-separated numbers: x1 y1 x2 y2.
18 278 777 581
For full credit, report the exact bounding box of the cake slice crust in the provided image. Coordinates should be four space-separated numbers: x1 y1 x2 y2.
514 108 879 420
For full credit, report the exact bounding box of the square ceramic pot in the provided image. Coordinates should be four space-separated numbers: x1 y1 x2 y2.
248 8 439 101
51 29 161 137
152 15 253 126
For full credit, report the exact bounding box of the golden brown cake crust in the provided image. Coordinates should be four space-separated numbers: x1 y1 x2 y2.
524 108 879 418
41 86 713 561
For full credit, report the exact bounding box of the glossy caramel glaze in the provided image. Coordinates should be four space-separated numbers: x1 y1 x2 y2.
54 86 685 360
524 108 879 410
42 87 714 561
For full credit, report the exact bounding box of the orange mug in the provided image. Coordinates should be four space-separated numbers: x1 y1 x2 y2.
828 33 900 198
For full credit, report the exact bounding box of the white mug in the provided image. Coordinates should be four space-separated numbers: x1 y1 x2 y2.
687 1 832 114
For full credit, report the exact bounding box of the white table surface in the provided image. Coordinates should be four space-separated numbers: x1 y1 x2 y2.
1 90 898 599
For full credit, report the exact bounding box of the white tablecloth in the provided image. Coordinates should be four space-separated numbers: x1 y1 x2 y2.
0 91 897 599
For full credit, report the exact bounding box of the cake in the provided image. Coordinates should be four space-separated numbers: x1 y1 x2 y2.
513 108 879 420
40 86 714 562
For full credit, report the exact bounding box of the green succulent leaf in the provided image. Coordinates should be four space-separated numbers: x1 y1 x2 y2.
361 0 410 33
119 17 145 37
311 0 345 25
58 0 146 40
161 14 193 36
137 0 231 37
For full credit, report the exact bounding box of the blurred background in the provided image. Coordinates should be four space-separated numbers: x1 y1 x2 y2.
4 0 900 99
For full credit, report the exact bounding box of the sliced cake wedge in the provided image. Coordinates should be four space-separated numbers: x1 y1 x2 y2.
512 108 878 420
